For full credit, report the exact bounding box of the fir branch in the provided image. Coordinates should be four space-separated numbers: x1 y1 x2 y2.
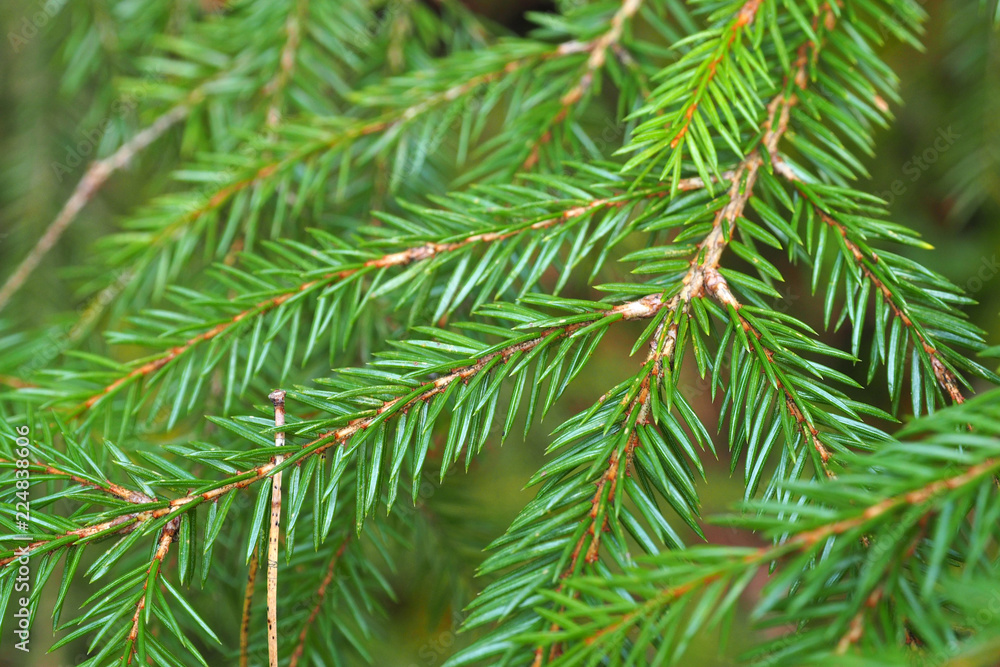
113 38 597 285
74 180 697 414
1 293 669 569
524 0 646 170
122 517 180 666
667 0 764 152
0 457 155 504
538 433 1000 663
536 311 667 665
704 268 834 470
778 162 968 404
3 2 996 664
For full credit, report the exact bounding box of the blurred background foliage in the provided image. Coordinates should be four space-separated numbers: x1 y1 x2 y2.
0 0 997 665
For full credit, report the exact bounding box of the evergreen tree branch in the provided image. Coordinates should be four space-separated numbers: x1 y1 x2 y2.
777 161 969 405
823 207 967 405
667 0 763 153
536 420 1000 664
0 457 155 504
523 0 645 170
122 516 180 666
74 180 704 414
704 268 834 470
456 8 854 660
5 2 996 664
110 29 647 299
1 293 669 570
536 308 668 665
666 0 834 304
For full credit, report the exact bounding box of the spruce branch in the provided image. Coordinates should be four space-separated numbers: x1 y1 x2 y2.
534 418 1000 664
1 292 669 570
523 0 645 170
122 517 180 666
778 162 970 405
659 0 835 305
536 303 668 665
821 206 967 405
0 458 155 504
107 37 605 288
3 1 997 664
74 180 700 414
666 0 763 153
65 3 691 318
704 268 834 470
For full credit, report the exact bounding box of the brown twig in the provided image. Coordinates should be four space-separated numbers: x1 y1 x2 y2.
288 537 350 667
240 550 259 667
835 587 884 654
267 390 286 667
0 375 35 389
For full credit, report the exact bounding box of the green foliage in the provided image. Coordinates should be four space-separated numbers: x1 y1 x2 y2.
0 0 998 665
